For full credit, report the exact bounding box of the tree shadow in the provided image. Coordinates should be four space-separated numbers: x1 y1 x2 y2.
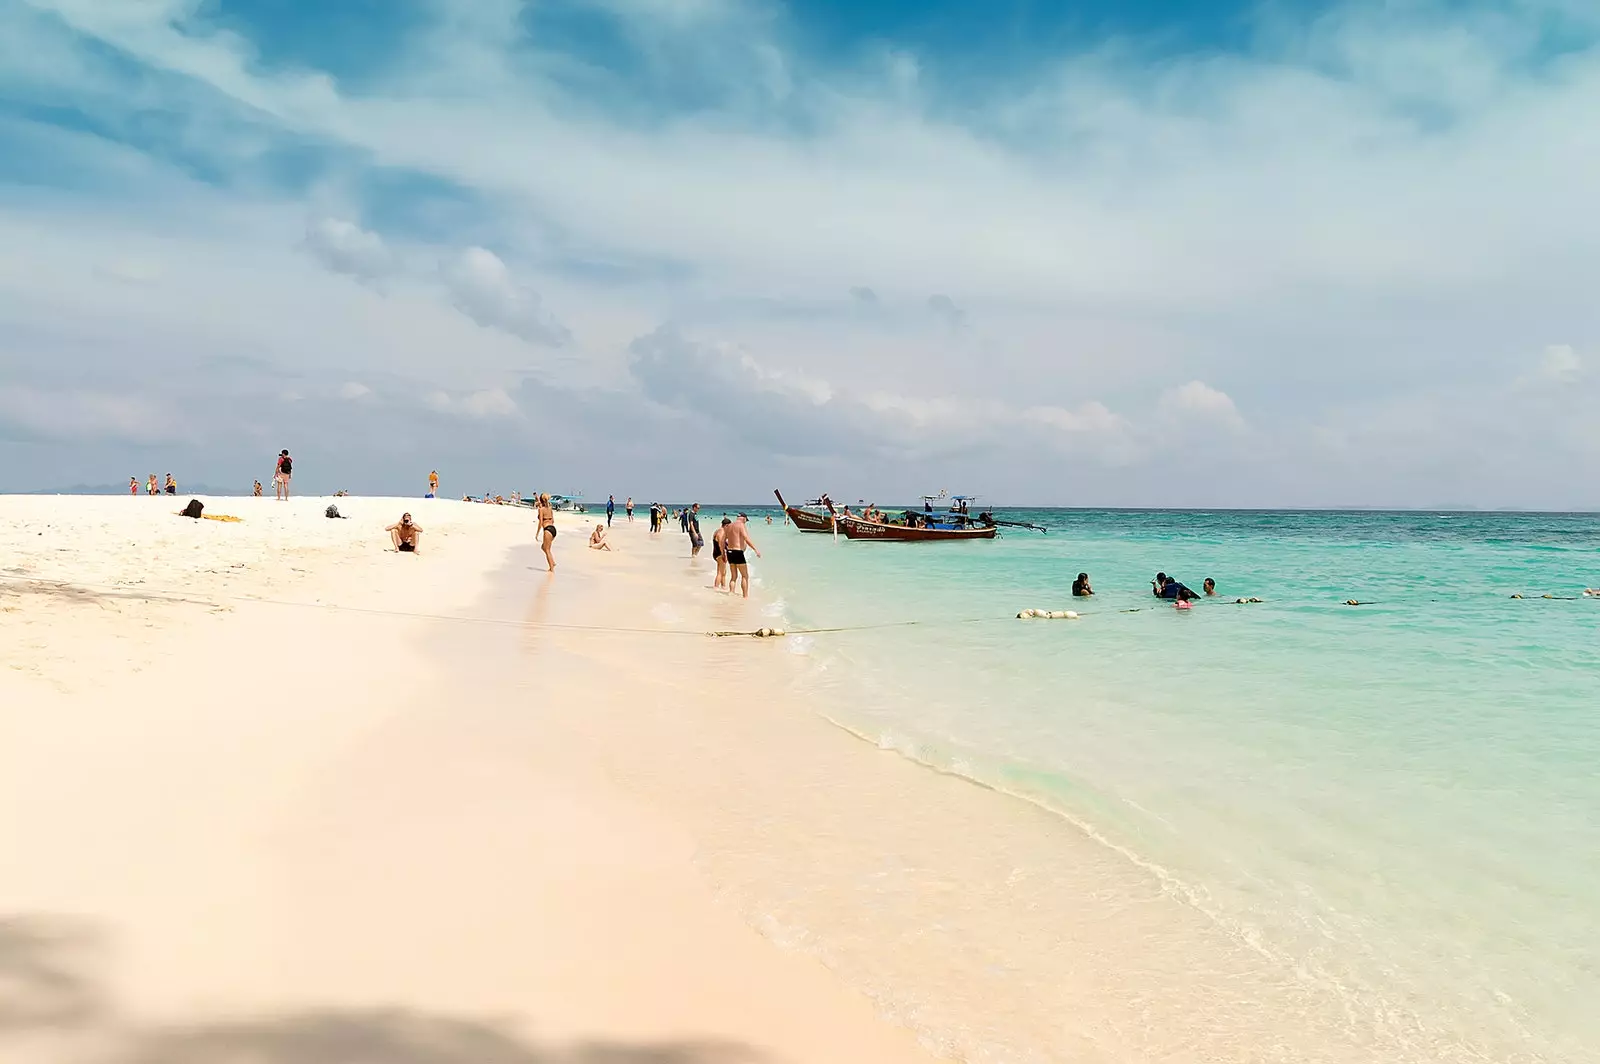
1 913 767 1064
0 915 109 1033
118 1009 770 1064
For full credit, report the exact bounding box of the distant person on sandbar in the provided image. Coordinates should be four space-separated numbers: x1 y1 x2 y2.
274 449 293 500
146 474 157 495
724 513 761 599
1072 572 1094 597
626 496 634 522
387 513 423 553
165 473 176 495
606 494 616 526
129 477 138 496
1203 577 1217 596
253 479 262 497
429 469 439 497
537 492 557 571
687 503 704 557
589 523 612 551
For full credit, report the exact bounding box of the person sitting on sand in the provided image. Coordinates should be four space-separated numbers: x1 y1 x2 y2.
1203 577 1217 596
1072 572 1093 597
589 523 612 551
387 513 423 553
252 480 263 497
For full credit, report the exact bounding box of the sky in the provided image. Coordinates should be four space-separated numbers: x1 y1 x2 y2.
0 0 1597 507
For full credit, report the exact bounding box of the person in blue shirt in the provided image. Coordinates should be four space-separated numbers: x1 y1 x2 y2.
1153 572 1199 601
606 494 616 526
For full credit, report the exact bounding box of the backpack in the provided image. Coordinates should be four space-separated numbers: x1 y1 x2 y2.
279 456 293 475
180 499 204 519
325 504 344 519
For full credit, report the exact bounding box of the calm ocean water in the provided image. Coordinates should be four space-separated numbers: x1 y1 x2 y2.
745 508 1600 1061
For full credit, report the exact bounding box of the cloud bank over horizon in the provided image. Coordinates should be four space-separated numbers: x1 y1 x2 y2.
0 0 1596 506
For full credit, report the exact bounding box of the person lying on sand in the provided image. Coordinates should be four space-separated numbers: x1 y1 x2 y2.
589 523 612 551
387 513 423 553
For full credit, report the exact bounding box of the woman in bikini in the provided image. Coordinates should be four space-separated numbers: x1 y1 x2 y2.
537 492 557 571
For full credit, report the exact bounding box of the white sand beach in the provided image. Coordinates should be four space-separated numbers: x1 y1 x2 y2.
0 495 935 1063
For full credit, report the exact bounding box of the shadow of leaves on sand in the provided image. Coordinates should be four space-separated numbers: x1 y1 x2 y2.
121 1010 769 1064
1 913 766 1064
0 916 110 1033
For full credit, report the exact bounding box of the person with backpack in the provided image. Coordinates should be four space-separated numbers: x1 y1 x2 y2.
274 449 293 501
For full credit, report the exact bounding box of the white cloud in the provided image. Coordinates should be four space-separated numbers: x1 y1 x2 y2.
301 218 394 282
338 381 372 401
0 384 181 443
1158 381 1246 431
1535 344 1582 384
2 0 1599 504
441 248 571 347
425 387 521 420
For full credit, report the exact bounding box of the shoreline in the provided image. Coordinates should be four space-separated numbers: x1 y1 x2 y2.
3 496 1561 1062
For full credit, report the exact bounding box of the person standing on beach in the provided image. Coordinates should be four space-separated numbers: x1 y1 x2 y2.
687 503 704 557
274 450 293 501
165 473 176 495
723 513 761 599
146 474 157 495
626 496 634 522
129 477 138 496
253 480 262 497
711 517 732 590
429 470 439 497
537 492 557 571
606 494 616 527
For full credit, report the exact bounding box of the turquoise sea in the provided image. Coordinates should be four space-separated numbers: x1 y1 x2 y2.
744 508 1600 1062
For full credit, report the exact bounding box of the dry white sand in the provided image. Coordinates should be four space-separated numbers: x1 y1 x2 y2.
0 495 935 1063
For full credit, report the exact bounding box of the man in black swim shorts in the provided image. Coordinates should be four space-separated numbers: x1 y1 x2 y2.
387 513 422 553
722 514 761 599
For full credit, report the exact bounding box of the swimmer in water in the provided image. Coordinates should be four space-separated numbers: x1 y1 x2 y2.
1071 572 1093 597
1203 577 1217 596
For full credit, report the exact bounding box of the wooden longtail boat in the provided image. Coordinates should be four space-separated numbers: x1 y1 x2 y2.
773 489 836 533
829 505 998 542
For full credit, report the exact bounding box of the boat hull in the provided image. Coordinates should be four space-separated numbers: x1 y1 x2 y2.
774 489 836 533
836 516 996 541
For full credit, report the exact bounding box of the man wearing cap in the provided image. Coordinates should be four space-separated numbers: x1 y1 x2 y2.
722 513 761 599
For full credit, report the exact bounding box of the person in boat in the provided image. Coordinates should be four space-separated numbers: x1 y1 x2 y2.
1072 572 1093 597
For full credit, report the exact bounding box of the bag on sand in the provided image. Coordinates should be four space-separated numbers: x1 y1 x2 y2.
325 504 345 519
179 498 204 519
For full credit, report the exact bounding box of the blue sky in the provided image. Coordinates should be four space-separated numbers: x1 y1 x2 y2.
1 0 1597 505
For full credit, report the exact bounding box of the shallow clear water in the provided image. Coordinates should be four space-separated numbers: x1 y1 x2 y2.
748 508 1600 1061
